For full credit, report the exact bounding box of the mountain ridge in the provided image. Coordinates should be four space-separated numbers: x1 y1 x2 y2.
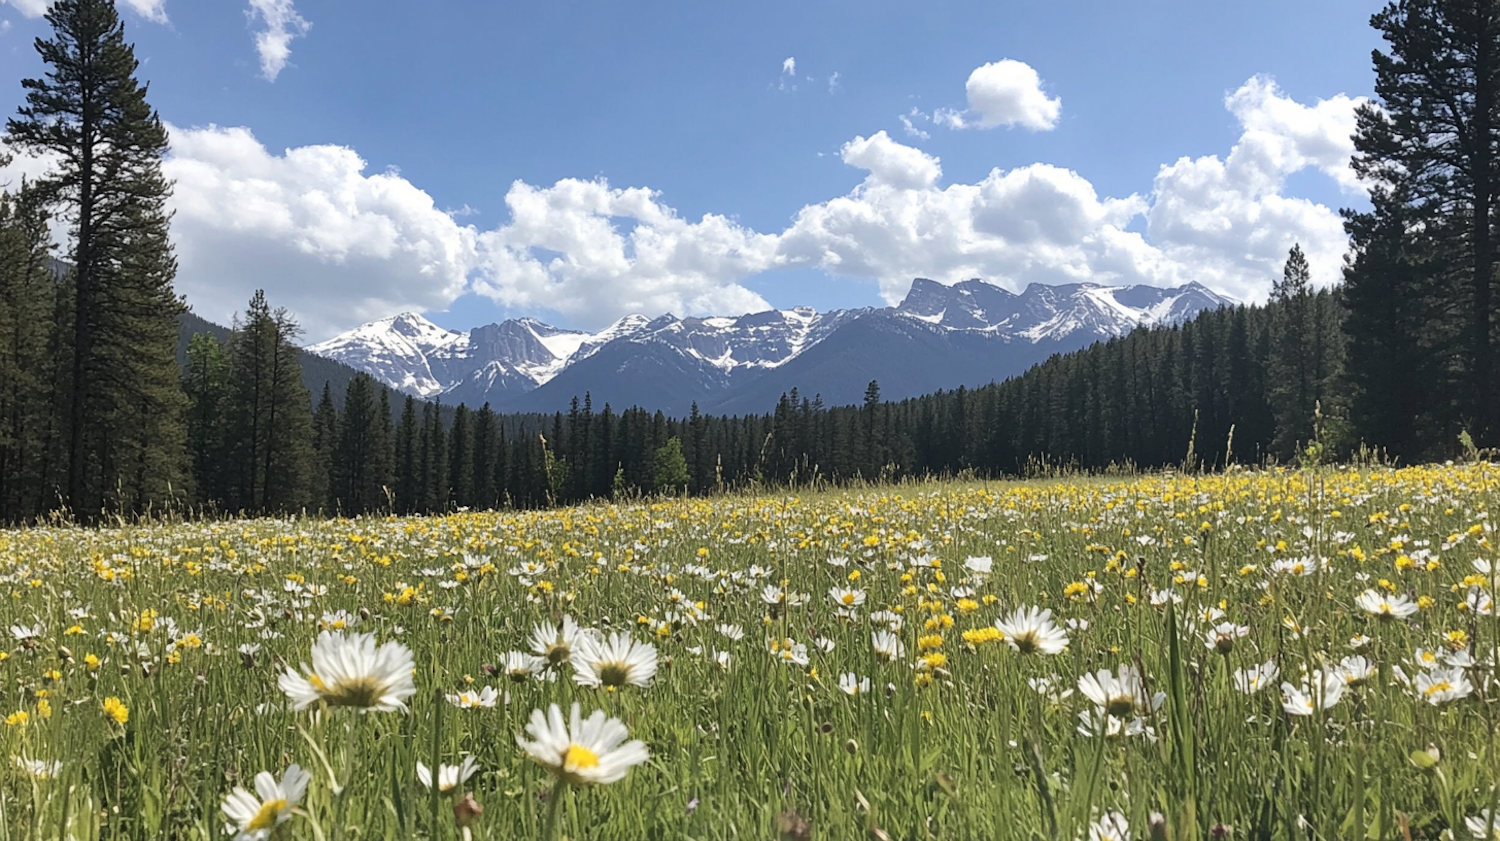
308 278 1235 415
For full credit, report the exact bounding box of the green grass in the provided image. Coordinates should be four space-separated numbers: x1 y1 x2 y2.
1 465 1498 840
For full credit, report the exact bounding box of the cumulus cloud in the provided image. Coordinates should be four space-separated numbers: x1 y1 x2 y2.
162 124 475 340
1144 76 1365 301
782 56 796 76
472 179 778 329
3 0 166 21
246 0 310 82
838 131 942 190
2 75 1364 338
782 77 1362 304
936 59 1061 131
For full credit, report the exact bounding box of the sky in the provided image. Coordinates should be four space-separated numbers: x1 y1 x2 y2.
0 0 1386 342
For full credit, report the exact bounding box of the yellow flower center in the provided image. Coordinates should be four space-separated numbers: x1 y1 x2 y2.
247 798 286 831
1424 681 1452 696
563 744 600 773
1105 695 1135 717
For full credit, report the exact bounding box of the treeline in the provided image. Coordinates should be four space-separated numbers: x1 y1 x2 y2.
175 258 1339 517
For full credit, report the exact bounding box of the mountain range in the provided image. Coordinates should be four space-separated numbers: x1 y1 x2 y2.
307 278 1235 416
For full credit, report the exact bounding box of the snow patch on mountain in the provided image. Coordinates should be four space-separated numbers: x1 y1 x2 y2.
309 278 1234 407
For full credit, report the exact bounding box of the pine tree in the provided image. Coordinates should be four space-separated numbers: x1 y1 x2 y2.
394 395 419 513
310 382 337 512
7 0 188 516
449 403 473 509
332 374 389 515
0 184 61 520
1268 245 1315 457
220 291 314 513
1348 0 1500 448
182 332 229 507
653 436 689 495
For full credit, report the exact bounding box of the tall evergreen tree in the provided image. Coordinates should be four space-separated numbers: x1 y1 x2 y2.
7 0 187 516
449 403 473 509
0 184 61 520
1268 245 1315 457
182 332 228 506
1348 0 1500 448
310 382 337 512
220 291 314 513
332 374 389 515
394 394 419 513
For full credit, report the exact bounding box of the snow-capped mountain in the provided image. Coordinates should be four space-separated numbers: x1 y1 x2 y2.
308 278 1234 415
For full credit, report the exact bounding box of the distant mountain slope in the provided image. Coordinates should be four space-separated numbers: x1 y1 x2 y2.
309 278 1234 415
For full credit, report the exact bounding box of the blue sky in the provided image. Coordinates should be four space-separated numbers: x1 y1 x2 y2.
1 0 1383 340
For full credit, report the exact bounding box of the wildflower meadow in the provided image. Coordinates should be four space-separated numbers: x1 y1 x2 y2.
2 465 1500 840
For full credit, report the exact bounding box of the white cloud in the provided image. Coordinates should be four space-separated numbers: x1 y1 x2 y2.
838 131 941 190
162 124 475 340
0 19 10 31
782 57 796 76
781 77 1361 304
472 178 778 329
828 71 841 94
246 0 310 82
2 0 48 17
1145 76 1365 301
938 59 1061 131
3 0 165 21
899 110 929 141
3 75 1363 339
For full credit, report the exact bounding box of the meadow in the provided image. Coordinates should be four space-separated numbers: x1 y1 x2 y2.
1 465 1499 841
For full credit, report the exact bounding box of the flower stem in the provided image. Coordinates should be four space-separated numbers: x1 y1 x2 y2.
541 778 567 841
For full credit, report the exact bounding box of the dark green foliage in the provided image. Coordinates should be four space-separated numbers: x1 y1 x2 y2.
0 187 63 518
182 332 228 505
331 374 393 516
218 290 315 514
7 0 188 517
310 382 336 510
652 436 689 494
1344 0 1500 451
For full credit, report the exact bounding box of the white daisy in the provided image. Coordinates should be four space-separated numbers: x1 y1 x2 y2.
500 651 544 682
445 686 503 709
277 632 416 713
1415 667 1473 705
1466 810 1500 840
1232 660 1280 695
1028 676 1074 704
1205 622 1249 654
871 630 905 662
828 587 866 609
517 702 649 786
572 632 657 688
221 765 311 841
1085 811 1131 841
838 672 871 696
1337 655 1376 687
529 615 586 666
1355 589 1418 620
1280 670 1345 716
993 606 1068 655
13 756 61 779
1078 665 1162 718
417 756 479 794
